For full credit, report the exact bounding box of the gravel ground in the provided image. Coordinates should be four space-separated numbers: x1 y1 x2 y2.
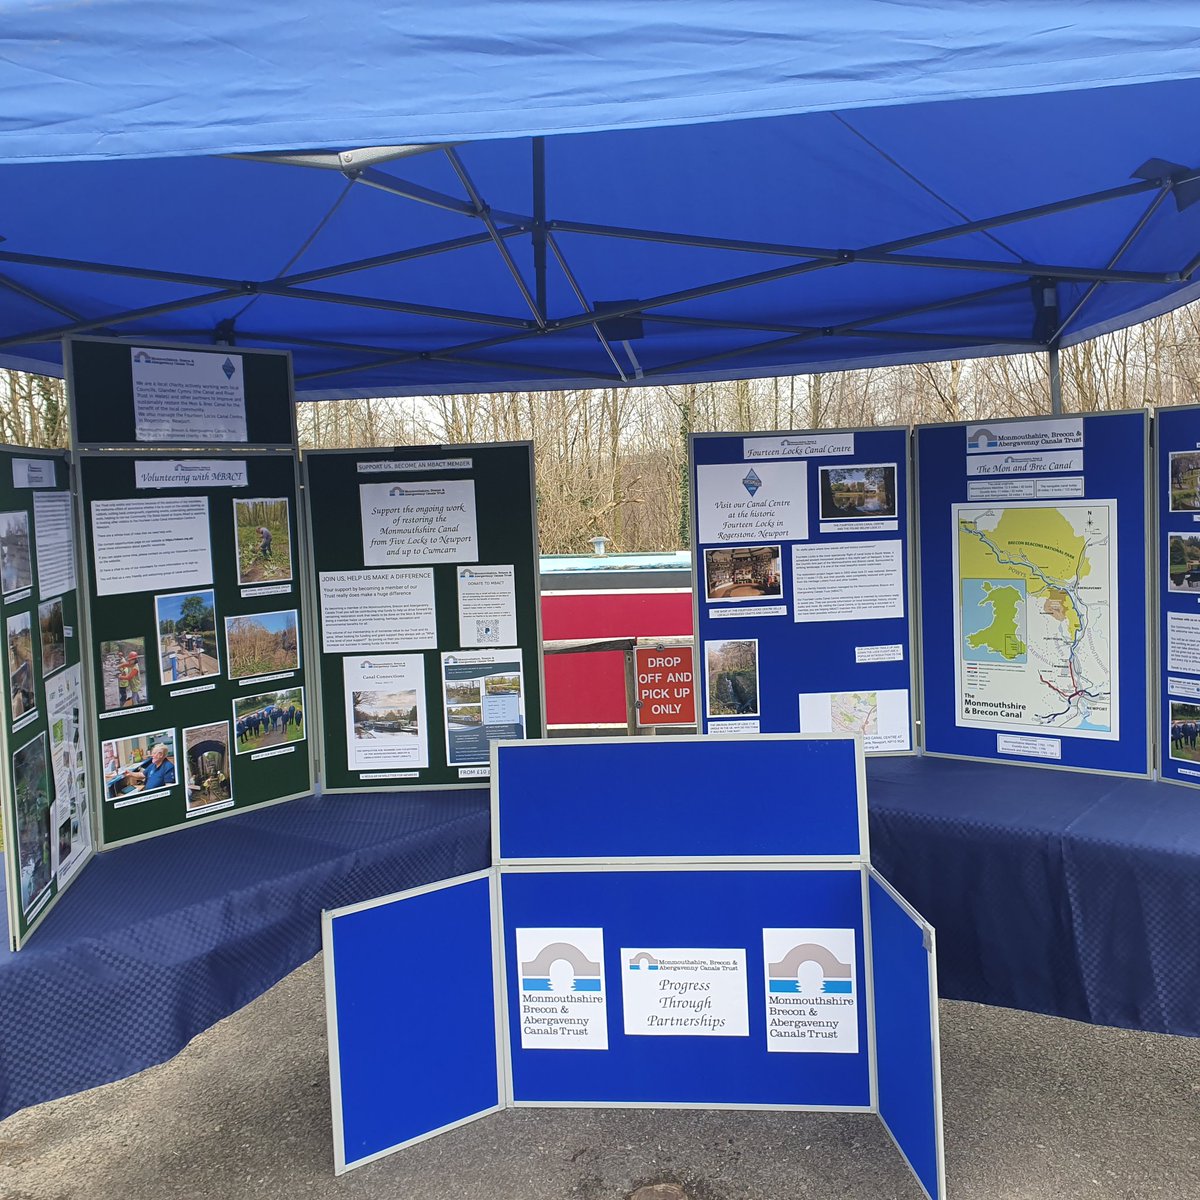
1 955 1197 1200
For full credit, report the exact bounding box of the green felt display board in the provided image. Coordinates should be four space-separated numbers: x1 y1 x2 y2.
79 451 313 846
304 444 543 791
67 337 294 448
0 448 93 947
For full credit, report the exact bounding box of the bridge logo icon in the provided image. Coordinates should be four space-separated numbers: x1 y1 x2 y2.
767 942 854 996
966 426 1000 451
521 941 603 993
742 468 763 496
627 951 660 971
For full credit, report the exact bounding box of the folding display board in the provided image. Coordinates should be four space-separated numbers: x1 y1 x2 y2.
323 871 501 1172
690 427 915 753
1155 403 1200 786
0 447 95 948
303 443 543 792
67 337 313 848
325 736 945 1199
916 411 1151 776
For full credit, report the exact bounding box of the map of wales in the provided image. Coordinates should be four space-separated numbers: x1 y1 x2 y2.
953 501 1117 739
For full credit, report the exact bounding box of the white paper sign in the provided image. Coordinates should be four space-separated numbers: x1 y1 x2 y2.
12 458 55 488
996 733 1062 760
134 460 248 489
965 451 1083 477
319 569 436 652
742 433 854 460
763 928 858 1053
792 540 904 622
457 565 517 647
47 664 91 887
621 948 749 1037
696 461 808 544
33 490 76 599
516 927 608 1049
343 653 429 770
131 346 247 442
91 496 212 596
1167 611 1200 674
360 479 478 565
854 643 904 664
965 418 1083 454
357 458 473 473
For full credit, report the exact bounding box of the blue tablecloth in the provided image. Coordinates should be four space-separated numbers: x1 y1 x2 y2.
867 757 1200 1037
0 790 490 1117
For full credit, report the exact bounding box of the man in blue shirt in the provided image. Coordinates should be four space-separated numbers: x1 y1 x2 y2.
127 743 176 791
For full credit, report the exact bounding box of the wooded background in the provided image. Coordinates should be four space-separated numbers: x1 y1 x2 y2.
9 303 1199 553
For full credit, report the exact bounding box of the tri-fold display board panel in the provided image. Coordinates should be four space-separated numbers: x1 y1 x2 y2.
67 337 314 847
304 444 543 791
0 447 94 947
324 736 946 1200
690 428 915 752
916 411 1151 776
1155 402 1200 787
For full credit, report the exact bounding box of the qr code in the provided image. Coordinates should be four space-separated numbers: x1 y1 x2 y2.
475 620 500 643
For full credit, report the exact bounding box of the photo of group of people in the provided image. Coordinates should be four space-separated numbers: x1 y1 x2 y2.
233 686 305 754
1169 701 1200 762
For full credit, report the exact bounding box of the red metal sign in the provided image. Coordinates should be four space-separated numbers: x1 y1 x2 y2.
634 646 696 727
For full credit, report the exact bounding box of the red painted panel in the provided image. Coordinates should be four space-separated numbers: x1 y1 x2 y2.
541 589 693 725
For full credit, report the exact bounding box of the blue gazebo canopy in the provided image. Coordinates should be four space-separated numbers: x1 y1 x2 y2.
0 2 1198 397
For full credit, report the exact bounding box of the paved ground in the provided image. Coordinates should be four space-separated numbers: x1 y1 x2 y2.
1 956 1197 1199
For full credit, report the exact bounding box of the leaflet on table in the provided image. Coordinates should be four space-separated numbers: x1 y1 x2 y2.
695 461 808 544
343 654 429 771
32 490 76 599
46 665 91 887
359 479 478 565
90 496 213 597
791 540 904 623
456 565 517 647
951 499 1118 741
441 649 526 766
319 569 436 652
130 345 248 442
798 689 911 753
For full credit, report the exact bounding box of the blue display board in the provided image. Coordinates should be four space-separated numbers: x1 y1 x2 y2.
869 871 944 1200
690 428 914 753
501 867 870 1108
324 872 499 1173
494 735 866 862
1156 404 1200 786
916 411 1150 775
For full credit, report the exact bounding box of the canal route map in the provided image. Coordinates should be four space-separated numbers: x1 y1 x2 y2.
952 499 1118 740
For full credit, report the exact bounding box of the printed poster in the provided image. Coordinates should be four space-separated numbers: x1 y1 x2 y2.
762 928 859 1053
343 654 429 771
621 948 749 1036
360 479 478 566
441 649 525 767
515 927 608 1049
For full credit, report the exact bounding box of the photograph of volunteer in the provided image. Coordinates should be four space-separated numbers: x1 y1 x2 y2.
102 731 178 798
